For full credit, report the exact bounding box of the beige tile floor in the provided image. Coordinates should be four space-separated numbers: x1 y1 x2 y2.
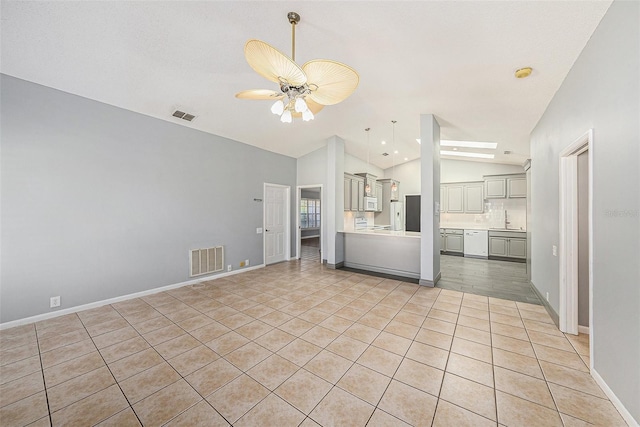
0 259 628 426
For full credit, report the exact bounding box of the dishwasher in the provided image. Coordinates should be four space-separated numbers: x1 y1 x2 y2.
463 230 488 258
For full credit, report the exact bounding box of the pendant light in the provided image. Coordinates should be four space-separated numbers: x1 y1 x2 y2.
365 127 371 194
391 120 397 193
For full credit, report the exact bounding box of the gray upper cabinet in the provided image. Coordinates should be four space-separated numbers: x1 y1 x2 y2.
375 182 383 212
344 175 351 211
485 178 507 198
484 174 527 199
440 182 483 213
446 185 464 213
508 177 527 198
344 173 365 211
463 182 484 213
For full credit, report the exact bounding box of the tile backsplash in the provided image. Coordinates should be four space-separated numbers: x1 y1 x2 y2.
441 198 527 230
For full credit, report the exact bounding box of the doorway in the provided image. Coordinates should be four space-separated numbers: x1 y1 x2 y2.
264 183 290 265
559 129 592 341
296 185 323 263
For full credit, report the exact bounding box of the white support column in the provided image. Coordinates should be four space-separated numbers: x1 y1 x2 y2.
420 114 441 286
326 136 345 267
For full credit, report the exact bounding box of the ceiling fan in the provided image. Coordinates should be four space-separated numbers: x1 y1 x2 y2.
235 12 359 123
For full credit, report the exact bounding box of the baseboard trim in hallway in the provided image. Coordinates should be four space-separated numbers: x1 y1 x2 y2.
0 264 266 330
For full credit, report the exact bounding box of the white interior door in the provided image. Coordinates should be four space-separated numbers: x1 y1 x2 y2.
265 184 288 265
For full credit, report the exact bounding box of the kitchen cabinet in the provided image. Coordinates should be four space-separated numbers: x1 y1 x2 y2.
446 185 464 213
344 175 351 211
355 173 378 198
344 173 365 211
440 182 484 213
485 178 507 198
440 186 447 213
508 177 527 198
488 230 526 260
484 174 527 199
463 182 484 213
375 182 383 212
441 228 464 254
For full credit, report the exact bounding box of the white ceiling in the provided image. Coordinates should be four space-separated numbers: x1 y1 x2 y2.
0 1 611 169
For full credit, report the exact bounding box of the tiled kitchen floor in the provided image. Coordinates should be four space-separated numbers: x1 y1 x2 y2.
0 259 627 426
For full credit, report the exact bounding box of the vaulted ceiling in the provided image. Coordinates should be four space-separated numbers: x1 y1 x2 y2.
0 1 612 168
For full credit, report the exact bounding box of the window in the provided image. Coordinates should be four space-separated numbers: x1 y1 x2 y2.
300 198 321 229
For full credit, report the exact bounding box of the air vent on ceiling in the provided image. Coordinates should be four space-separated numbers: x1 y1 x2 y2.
173 110 196 122
190 246 224 277
382 152 389 156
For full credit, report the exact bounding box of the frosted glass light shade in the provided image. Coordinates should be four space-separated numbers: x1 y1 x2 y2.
271 100 285 115
280 109 293 123
302 109 314 121
295 97 308 113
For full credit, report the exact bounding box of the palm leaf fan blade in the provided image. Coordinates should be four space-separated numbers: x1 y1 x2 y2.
303 60 359 106
244 39 307 86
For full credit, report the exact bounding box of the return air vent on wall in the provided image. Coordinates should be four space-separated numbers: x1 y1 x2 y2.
172 110 196 122
190 246 223 277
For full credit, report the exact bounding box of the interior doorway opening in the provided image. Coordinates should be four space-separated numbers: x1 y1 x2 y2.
559 129 593 343
296 185 323 263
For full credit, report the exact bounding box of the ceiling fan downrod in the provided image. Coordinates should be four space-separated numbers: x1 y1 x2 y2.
287 12 300 61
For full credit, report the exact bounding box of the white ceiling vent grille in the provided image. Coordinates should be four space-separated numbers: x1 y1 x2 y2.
190 246 223 277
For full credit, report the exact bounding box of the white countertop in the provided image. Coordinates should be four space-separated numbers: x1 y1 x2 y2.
440 225 526 232
341 230 421 238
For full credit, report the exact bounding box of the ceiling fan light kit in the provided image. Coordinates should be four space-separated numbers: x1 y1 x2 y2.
236 12 359 123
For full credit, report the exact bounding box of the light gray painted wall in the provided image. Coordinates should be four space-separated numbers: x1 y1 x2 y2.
577 151 589 328
530 0 639 421
344 153 384 178
1 74 297 323
441 159 524 183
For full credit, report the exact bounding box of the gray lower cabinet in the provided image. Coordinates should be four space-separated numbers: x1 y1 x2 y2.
441 229 464 254
489 231 526 259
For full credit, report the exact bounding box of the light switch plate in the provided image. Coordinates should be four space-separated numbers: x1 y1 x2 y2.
256 228 263 234
552 245 557 256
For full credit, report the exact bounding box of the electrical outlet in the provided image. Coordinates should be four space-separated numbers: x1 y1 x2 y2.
50 296 60 308
546 292 549 302
245 259 250 267
240 261 246 267
552 245 557 256
227 264 232 272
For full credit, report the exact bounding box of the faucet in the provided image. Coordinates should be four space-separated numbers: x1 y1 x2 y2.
504 210 510 229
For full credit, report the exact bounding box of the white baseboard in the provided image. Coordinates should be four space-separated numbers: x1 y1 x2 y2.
578 325 590 335
591 368 639 426
0 264 266 330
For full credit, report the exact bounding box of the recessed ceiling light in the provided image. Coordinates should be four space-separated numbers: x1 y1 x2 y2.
453 148 458 151
440 140 498 149
441 150 495 159
394 150 399 154
404 157 408 161
381 141 386 145
416 139 421 144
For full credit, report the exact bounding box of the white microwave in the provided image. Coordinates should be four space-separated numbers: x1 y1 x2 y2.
364 197 378 211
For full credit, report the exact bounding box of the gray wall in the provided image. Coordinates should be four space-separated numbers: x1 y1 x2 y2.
1 74 297 323
530 0 639 421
